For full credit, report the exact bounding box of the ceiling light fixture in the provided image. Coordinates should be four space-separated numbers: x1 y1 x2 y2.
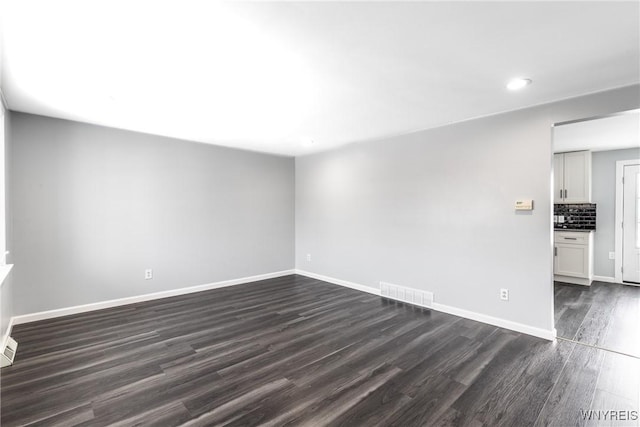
303 138 315 146
506 78 532 91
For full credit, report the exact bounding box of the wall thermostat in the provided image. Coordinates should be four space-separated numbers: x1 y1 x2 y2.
515 199 534 210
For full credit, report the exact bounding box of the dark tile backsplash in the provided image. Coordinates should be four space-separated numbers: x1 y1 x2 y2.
554 203 596 230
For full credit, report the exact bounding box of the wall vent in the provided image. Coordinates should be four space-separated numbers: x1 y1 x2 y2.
379 281 433 308
1 337 18 368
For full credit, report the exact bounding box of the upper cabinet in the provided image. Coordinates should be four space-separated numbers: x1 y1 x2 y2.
554 151 591 203
553 154 565 204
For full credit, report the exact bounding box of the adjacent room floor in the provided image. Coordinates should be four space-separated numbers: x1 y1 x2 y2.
2 275 639 426
555 280 640 358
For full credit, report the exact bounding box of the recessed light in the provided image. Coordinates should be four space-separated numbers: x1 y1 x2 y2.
507 78 532 91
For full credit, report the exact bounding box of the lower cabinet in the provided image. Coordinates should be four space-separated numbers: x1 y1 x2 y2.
554 231 593 286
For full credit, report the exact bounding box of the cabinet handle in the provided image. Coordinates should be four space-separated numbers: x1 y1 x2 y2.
563 237 577 240
564 189 567 198
554 247 557 256
560 189 563 198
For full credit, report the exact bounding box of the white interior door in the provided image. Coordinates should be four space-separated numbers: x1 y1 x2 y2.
623 164 640 283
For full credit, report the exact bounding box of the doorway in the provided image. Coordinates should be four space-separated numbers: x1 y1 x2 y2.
552 109 640 358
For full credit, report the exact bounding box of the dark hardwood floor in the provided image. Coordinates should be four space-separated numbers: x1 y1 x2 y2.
2 275 639 426
555 280 640 358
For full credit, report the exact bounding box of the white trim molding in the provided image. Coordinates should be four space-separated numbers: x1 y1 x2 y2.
294 270 380 296
10 268 557 341
1 316 15 356
0 265 15 355
11 270 295 325
592 275 619 284
615 159 640 284
430 303 557 341
295 269 556 341
0 264 13 288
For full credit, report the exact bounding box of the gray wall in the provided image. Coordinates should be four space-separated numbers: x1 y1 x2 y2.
10 113 295 315
593 148 640 278
296 85 640 333
1 107 13 339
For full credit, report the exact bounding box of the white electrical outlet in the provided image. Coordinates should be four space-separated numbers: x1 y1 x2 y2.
145 269 153 280
500 288 509 301
608 252 615 260
306 254 311 262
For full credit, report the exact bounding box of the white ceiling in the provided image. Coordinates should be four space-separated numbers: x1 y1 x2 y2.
1 1 639 156
553 110 640 153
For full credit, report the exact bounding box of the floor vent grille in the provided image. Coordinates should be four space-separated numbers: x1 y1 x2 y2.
1 337 18 368
380 282 433 308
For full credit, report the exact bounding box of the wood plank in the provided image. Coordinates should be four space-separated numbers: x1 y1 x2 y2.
555 281 640 357
2 274 639 426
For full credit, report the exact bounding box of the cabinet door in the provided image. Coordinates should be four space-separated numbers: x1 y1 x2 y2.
554 243 589 278
563 151 591 203
553 154 565 203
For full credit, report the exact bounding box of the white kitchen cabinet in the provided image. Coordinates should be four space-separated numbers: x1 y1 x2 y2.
553 154 564 204
554 231 593 286
554 151 591 203
554 243 589 277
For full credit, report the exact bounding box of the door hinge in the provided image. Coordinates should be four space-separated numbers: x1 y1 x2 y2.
621 266 624 273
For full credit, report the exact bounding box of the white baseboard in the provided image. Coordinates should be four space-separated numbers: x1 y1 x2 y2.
10 268 556 341
1 316 14 354
593 275 619 284
430 303 556 341
554 274 592 286
12 269 295 325
295 269 556 341
295 270 380 296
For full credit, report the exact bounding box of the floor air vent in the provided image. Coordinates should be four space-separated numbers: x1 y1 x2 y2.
380 282 433 308
1 337 18 368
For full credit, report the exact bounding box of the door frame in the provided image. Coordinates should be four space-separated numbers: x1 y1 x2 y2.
615 159 640 284
551 108 638 338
